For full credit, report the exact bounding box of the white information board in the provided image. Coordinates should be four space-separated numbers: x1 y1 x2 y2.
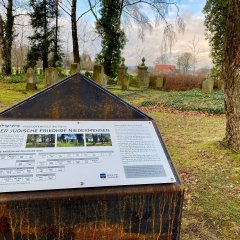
0 120 176 193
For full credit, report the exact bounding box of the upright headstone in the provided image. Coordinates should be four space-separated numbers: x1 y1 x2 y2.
117 58 128 86
70 63 80 75
122 75 129 90
45 67 58 87
202 77 214 94
217 79 224 91
26 68 37 90
0 66 2 74
92 64 104 85
156 75 164 90
102 73 108 87
137 57 149 88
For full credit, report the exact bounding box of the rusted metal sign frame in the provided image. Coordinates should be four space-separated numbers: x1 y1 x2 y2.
0 73 184 240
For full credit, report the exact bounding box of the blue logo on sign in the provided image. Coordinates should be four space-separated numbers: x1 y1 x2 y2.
100 173 106 179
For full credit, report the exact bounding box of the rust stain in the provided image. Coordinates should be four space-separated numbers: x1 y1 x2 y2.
0 216 10 236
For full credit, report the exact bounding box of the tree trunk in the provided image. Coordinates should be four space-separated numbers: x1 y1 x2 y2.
43 0 48 71
221 0 240 151
71 0 80 64
0 15 4 66
55 1 58 66
2 0 14 75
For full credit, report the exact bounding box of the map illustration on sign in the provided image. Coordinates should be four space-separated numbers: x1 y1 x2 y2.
0 120 176 193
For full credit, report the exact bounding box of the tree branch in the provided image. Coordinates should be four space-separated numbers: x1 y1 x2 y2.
77 7 93 22
0 0 7 9
88 0 99 21
14 13 29 17
58 2 71 16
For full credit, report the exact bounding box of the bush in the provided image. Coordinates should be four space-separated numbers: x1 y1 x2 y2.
84 71 93 79
149 75 157 87
163 74 205 91
7 75 26 83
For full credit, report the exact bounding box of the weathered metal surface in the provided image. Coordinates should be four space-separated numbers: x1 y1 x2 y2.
0 185 183 240
0 73 184 240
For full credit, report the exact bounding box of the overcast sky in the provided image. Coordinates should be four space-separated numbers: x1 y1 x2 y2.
62 0 211 69
122 0 211 68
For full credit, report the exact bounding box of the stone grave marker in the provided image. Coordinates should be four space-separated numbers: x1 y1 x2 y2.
70 63 80 75
218 79 224 91
45 67 58 87
137 57 149 88
117 58 128 86
156 75 164 90
93 64 104 85
26 68 37 90
202 78 214 94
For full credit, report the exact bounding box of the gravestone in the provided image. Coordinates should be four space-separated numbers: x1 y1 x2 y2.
137 57 149 88
70 63 80 75
202 78 214 93
121 75 129 90
92 64 104 85
26 68 37 90
156 75 164 90
102 73 108 86
217 79 224 91
0 73 184 240
45 67 58 87
117 58 128 86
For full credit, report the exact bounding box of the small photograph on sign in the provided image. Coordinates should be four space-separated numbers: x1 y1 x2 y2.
57 134 84 147
86 133 112 147
26 134 55 148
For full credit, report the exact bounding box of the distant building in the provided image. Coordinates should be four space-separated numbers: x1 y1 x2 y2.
154 65 177 74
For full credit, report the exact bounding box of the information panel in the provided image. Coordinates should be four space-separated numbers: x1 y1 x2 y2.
0 120 176 193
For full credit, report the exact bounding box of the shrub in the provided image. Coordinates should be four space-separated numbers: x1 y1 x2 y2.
84 71 93 79
163 74 205 91
149 75 157 87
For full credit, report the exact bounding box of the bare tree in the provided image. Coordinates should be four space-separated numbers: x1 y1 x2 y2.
154 53 170 65
188 36 200 73
176 52 194 74
77 18 99 56
12 16 29 72
89 0 184 49
58 0 99 65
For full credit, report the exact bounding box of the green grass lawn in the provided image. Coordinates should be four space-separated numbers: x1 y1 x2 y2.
86 141 112 147
0 76 239 239
150 112 239 240
124 88 225 114
57 142 84 147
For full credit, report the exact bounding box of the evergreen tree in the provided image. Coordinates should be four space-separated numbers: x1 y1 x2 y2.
203 0 229 78
92 0 183 79
27 0 62 70
96 0 126 78
49 0 63 67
